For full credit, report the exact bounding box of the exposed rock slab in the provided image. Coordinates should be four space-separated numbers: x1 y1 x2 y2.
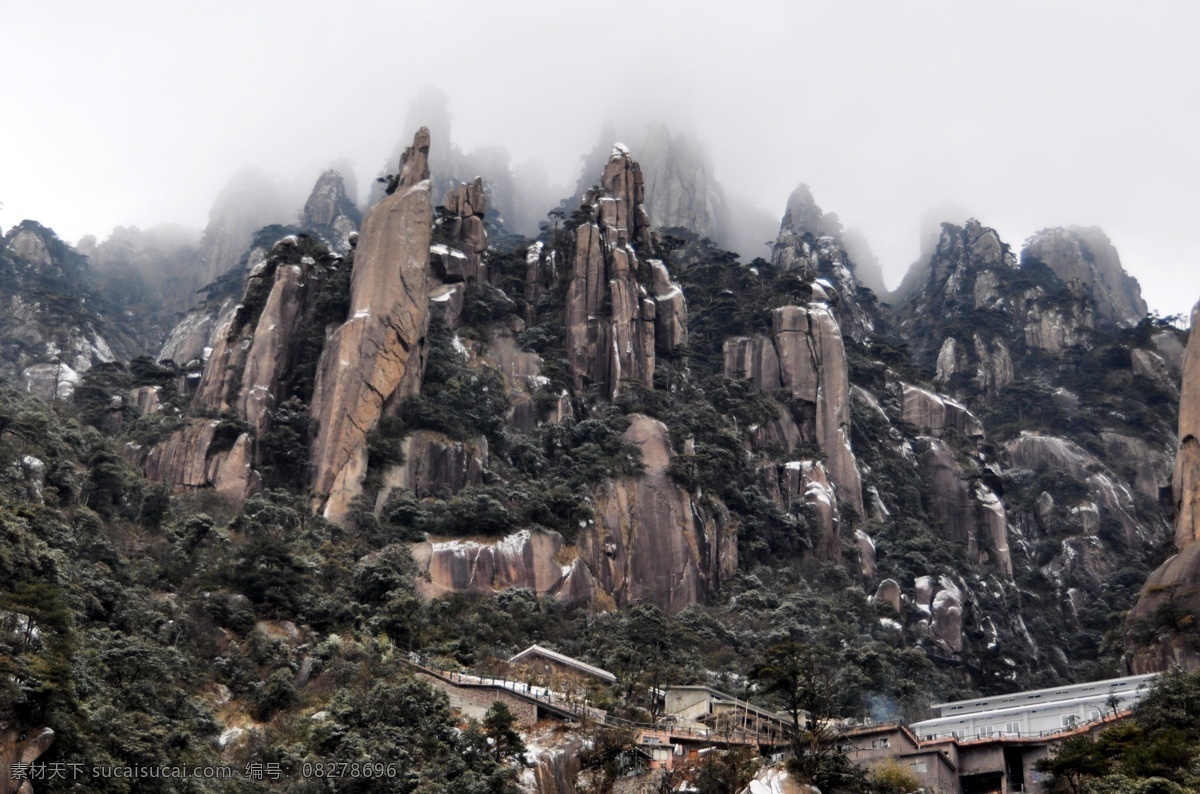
374 431 487 508
1177 300 1200 548
900 382 984 437
309 129 434 524
412 529 583 603
578 415 735 614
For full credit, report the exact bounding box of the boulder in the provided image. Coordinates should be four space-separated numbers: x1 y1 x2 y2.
309 129 434 524
874 579 902 612
1131 348 1180 400
0 724 54 794
932 587 965 654
1126 543 1200 674
854 529 877 579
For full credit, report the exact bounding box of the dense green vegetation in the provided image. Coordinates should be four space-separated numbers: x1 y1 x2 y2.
1 203 1188 793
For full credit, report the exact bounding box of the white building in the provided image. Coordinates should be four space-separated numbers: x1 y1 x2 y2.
911 673 1157 741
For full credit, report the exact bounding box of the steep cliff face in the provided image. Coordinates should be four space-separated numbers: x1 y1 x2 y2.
564 144 686 399
1022 226 1147 329
309 129 434 524
578 415 736 614
724 304 864 518
142 235 343 504
913 437 1012 577
1127 300 1200 671
1175 301 1200 549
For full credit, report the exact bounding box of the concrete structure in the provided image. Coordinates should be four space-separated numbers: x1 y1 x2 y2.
912 673 1156 741
662 685 792 741
843 722 960 794
839 674 1159 793
508 644 617 684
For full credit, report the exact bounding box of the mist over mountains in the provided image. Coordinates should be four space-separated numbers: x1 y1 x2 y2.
3 4 1200 792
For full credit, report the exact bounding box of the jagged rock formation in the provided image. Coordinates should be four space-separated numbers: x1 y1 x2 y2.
895 219 1018 374
564 144 686 398
578 415 736 614
1022 226 1147 328
431 177 487 284
309 129 434 523
301 170 360 253
770 185 875 341
724 304 864 518
141 232 345 504
159 170 360 366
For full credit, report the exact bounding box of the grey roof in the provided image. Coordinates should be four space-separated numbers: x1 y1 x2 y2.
508 644 617 683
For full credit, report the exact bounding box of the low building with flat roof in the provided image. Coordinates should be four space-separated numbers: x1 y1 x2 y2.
912 673 1155 741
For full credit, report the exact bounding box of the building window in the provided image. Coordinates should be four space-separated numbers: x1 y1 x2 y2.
1005 722 1021 735
1062 715 1078 728
871 737 890 749
980 725 995 737
1088 710 1101 722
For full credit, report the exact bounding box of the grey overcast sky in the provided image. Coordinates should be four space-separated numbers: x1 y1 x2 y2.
2 1 1198 317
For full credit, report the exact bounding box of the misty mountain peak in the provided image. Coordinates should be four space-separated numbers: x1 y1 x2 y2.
301 170 360 253
1022 225 1147 328
5 223 55 270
